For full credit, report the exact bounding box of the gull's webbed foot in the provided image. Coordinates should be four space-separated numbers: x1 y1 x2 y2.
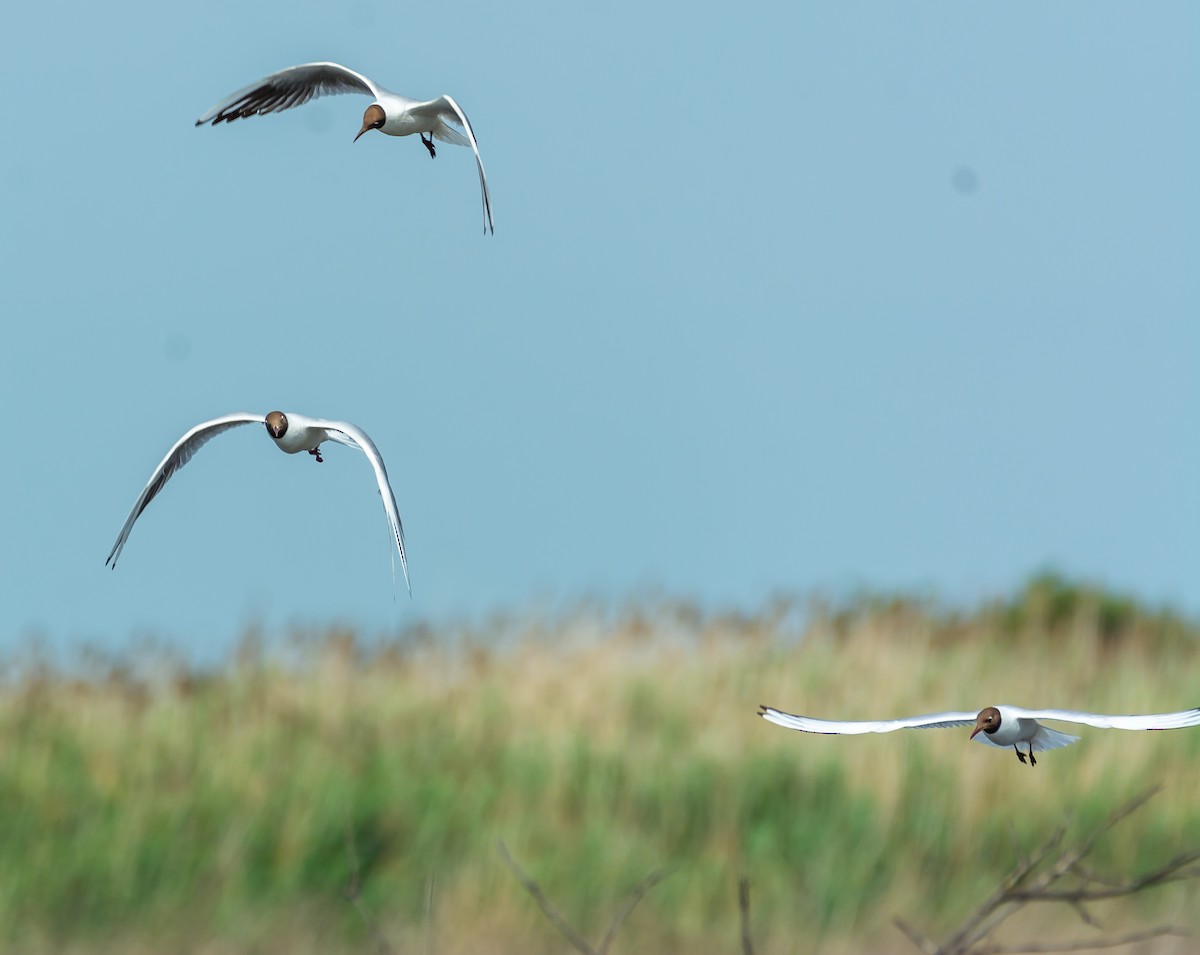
421 134 436 159
308 448 324 463
1015 746 1028 764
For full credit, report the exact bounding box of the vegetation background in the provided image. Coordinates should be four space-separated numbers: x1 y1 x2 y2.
2 573 1197 954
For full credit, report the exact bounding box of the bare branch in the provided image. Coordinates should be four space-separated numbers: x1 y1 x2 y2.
424 870 436 955
596 867 672 955
1064 861 1123 889
496 840 598 955
895 787 1200 955
893 915 939 955
1066 899 1098 929
495 840 670 955
1007 848 1200 904
1066 786 1161 864
738 878 757 955
937 825 1069 953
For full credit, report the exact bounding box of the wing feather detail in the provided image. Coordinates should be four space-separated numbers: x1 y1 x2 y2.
410 95 494 235
106 413 265 567
758 705 977 735
1007 706 1200 731
319 420 410 594
196 62 379 126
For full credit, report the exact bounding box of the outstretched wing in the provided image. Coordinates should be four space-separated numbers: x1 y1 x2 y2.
758 705 978 735
107 413 265 567
1008 706 1200 731
409 95 494 235
196 62 380 125
319 420 410 595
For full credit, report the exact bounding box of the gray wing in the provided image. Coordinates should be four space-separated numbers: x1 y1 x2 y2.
196 62 380 126
319 420 411 594
1007 706 1200 731
758 705 978 735
107 413 265 567
410 95 494 235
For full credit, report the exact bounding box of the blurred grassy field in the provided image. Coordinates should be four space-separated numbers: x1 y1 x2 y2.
2 574 1198 954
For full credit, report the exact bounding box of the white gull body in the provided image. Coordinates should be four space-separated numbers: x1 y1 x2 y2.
758 703 1200 766
106 411 410 592
196 62 493 235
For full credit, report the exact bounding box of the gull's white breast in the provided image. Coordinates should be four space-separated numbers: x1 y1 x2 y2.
987 709 1039 746
273 417 327 455
378 93 433 136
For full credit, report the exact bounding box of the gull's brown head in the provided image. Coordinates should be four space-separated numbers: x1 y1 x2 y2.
970 706 1001 739
355 104 386 142
265 411 288 440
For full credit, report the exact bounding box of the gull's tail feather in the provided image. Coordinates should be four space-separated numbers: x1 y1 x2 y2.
1032 725 1081 752
432 122 470 147
969 725 1080 752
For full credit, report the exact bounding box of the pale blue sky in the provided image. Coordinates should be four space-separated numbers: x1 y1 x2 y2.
2 2 1196 658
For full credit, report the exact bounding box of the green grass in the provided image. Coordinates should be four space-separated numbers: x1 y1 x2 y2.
1 579 1198 953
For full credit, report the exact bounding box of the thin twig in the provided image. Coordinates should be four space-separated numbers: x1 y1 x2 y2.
424 870 436 955
1064 861 1124 889
496 839 670 955
738 878 756 955
596 866 672 955
1066 898 1098 929
1067 787 1162 864
496 839 598 955
937 825 1069 953
1007 849 1200 904
892 915 939 955
945 788 1169 954
895 786 1199 955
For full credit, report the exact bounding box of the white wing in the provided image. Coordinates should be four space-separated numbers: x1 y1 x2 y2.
317 419 410 595
410 95 494 235
758 705 978 735
1005 706 1200 731
107 413 265 567
196 62 380 125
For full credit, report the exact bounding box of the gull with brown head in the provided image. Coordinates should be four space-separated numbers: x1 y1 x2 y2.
196 61 493 235
106 411 410 593
758 702 1200 766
